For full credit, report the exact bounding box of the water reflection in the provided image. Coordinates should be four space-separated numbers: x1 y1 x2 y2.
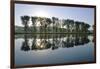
21 34 30 51
16 34 90 51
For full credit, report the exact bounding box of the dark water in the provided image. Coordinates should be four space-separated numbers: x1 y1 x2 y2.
15 34 95 66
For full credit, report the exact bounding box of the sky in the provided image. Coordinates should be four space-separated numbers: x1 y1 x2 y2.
15 3 94 29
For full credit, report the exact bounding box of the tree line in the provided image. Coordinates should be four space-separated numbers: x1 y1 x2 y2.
20 15 91 33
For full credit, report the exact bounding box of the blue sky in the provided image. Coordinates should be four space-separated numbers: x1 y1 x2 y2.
15 4 94 29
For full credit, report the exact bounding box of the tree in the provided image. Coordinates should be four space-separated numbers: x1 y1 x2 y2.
85 23 90 32
81 23 90 33
67 19 74 32
75 21 80 32
55 18 59 33
63 19 71 32
70 20 74 32
37 17 44 33
81 22 85 32
21 15 30 33
46 18 52 33
52 17 59 33
31 16 38 32
52 17 56 33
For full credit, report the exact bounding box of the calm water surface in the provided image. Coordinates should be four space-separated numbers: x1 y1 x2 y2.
15 34 95 66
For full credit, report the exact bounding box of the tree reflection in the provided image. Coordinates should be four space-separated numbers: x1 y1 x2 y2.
21 34 30 51
20 34 90 51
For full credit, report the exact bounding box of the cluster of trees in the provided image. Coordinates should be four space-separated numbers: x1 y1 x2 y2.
20 34 90 51
20 15 91 33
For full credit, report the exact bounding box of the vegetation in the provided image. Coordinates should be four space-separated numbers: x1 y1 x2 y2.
15 15 93 34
